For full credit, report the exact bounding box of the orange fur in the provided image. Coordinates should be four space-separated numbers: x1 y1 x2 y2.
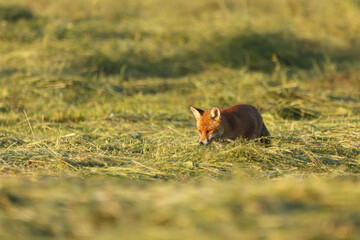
190 104 270 145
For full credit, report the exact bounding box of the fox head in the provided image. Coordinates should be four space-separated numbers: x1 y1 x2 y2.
190 106 224 145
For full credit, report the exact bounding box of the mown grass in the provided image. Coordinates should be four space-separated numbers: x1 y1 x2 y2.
1 176 359 240
0 0 360 239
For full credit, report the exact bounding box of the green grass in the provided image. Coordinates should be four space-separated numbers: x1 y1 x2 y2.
0 0 359 239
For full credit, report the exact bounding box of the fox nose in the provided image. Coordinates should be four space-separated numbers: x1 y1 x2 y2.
199 141 204 145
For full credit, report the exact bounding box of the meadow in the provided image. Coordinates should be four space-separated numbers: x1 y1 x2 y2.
0 0 359 239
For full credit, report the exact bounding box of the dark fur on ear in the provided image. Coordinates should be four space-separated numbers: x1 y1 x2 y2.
190 106 204 120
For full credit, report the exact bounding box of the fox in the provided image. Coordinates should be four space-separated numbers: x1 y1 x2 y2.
190 104 270 145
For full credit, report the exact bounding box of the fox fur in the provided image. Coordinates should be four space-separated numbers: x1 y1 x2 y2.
190 104 270 145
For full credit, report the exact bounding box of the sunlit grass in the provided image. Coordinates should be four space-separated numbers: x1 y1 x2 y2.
0 0 359 239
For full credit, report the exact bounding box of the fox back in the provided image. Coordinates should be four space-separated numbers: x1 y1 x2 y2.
190 104 270 145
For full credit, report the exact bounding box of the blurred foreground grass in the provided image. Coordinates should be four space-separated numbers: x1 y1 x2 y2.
1 176 359 240
0 0 360 239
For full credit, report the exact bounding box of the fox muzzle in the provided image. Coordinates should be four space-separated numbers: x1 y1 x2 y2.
199 138 210 145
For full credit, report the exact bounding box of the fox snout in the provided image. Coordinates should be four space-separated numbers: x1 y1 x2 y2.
199 137 210 145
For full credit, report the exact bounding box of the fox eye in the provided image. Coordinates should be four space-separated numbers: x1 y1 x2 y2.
206 130 210 134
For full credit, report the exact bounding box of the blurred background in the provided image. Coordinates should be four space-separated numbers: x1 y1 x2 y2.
1 0 359 121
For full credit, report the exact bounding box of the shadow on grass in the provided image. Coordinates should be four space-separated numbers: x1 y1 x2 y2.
0 5 33 22
84 31 360 78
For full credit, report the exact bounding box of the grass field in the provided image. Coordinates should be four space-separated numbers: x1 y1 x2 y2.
0 0 360 239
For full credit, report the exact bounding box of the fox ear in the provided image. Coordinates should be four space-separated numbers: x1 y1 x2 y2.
210 106 221 120
190 106 204 120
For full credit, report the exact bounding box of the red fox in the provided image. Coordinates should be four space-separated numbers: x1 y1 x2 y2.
190 104 270 145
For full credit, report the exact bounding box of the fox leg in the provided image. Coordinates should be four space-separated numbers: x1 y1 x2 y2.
259 124 271 145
